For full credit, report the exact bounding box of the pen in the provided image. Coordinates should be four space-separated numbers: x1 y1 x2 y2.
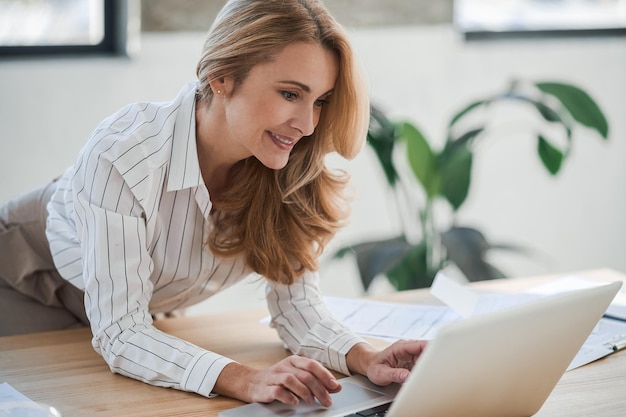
612 340 626 352
603 313 626 323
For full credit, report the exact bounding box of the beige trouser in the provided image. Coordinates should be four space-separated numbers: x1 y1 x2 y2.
0 181 89 336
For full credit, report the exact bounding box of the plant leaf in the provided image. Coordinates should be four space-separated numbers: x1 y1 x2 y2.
369 105 396 134
537 135 564 175
532 100 563 123
333 237 410 292
535 82 609 138
438 145 473 210
440 227 504 281
367 106 400 187
448 128 484 150
449 99 489 128
399 122 438 197
367 131 399 187
386 241 436 290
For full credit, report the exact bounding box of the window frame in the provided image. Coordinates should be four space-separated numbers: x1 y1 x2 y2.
0 0 137 57
454 0 626 41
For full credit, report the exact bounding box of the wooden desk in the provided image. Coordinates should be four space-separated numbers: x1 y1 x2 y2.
1 269 625 417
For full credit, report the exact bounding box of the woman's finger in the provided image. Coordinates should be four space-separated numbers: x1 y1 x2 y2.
278 356 339 406
288 356 340 390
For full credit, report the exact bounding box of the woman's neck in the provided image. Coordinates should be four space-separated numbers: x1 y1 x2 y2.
195 98 238 201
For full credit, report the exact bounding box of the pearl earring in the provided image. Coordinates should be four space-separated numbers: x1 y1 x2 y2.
217 89 222 94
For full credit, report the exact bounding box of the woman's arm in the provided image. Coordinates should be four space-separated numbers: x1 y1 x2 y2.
69 126 235 398
265 270 365 376
266 270 427 393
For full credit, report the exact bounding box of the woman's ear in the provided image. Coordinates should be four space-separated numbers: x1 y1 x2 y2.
209 76 235 97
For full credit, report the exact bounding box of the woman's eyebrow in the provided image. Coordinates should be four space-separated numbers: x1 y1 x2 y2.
279 80 311 92
279 80 334 97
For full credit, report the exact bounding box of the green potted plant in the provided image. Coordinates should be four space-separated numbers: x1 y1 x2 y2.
334 80 609 291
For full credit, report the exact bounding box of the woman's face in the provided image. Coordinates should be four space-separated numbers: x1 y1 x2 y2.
218 41 339 170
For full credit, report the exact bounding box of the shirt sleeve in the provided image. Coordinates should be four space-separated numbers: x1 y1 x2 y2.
72 140 232 398
265 270 366 375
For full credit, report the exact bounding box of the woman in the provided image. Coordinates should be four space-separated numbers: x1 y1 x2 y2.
0 0 426 407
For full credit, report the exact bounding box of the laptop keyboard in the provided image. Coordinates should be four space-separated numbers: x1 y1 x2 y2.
344 402 392 416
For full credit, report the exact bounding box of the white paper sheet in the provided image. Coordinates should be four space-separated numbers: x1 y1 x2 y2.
430 271 477 319
0 382 60 416
320 273 626 371
0 382 31 404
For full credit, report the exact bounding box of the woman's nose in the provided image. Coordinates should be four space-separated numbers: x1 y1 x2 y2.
292 105 318 137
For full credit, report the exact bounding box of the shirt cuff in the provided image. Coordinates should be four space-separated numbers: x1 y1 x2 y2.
181 352 235 397
329 333 366 376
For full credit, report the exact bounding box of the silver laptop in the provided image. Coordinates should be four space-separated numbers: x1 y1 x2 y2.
219 281 621 417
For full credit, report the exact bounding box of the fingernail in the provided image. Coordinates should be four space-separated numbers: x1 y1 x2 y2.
401 370 410 382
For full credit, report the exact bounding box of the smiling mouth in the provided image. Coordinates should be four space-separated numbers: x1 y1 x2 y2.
269 131 295 146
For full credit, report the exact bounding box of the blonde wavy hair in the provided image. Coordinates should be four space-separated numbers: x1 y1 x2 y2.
196 0 370 285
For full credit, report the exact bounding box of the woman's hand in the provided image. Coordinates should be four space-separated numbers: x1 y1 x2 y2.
347 340 428 386
214 355 341 406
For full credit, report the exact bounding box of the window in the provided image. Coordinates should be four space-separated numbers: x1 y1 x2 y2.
0 0 139 56
454 0 626 39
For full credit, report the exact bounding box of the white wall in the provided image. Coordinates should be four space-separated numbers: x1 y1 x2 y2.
346 26 626 280
1 26 625 315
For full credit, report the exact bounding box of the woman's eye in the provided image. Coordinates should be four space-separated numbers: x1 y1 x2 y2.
314 98 329 107
281 91 298 101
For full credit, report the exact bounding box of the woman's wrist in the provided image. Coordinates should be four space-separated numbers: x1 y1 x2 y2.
346 342 377 376
213 362 255 402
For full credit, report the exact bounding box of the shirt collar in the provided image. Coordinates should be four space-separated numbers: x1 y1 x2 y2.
167 82 204 192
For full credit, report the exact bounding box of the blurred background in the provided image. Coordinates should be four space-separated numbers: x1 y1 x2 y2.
0 0 625 315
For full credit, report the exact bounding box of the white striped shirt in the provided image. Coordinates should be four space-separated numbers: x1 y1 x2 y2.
46 82 364 398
